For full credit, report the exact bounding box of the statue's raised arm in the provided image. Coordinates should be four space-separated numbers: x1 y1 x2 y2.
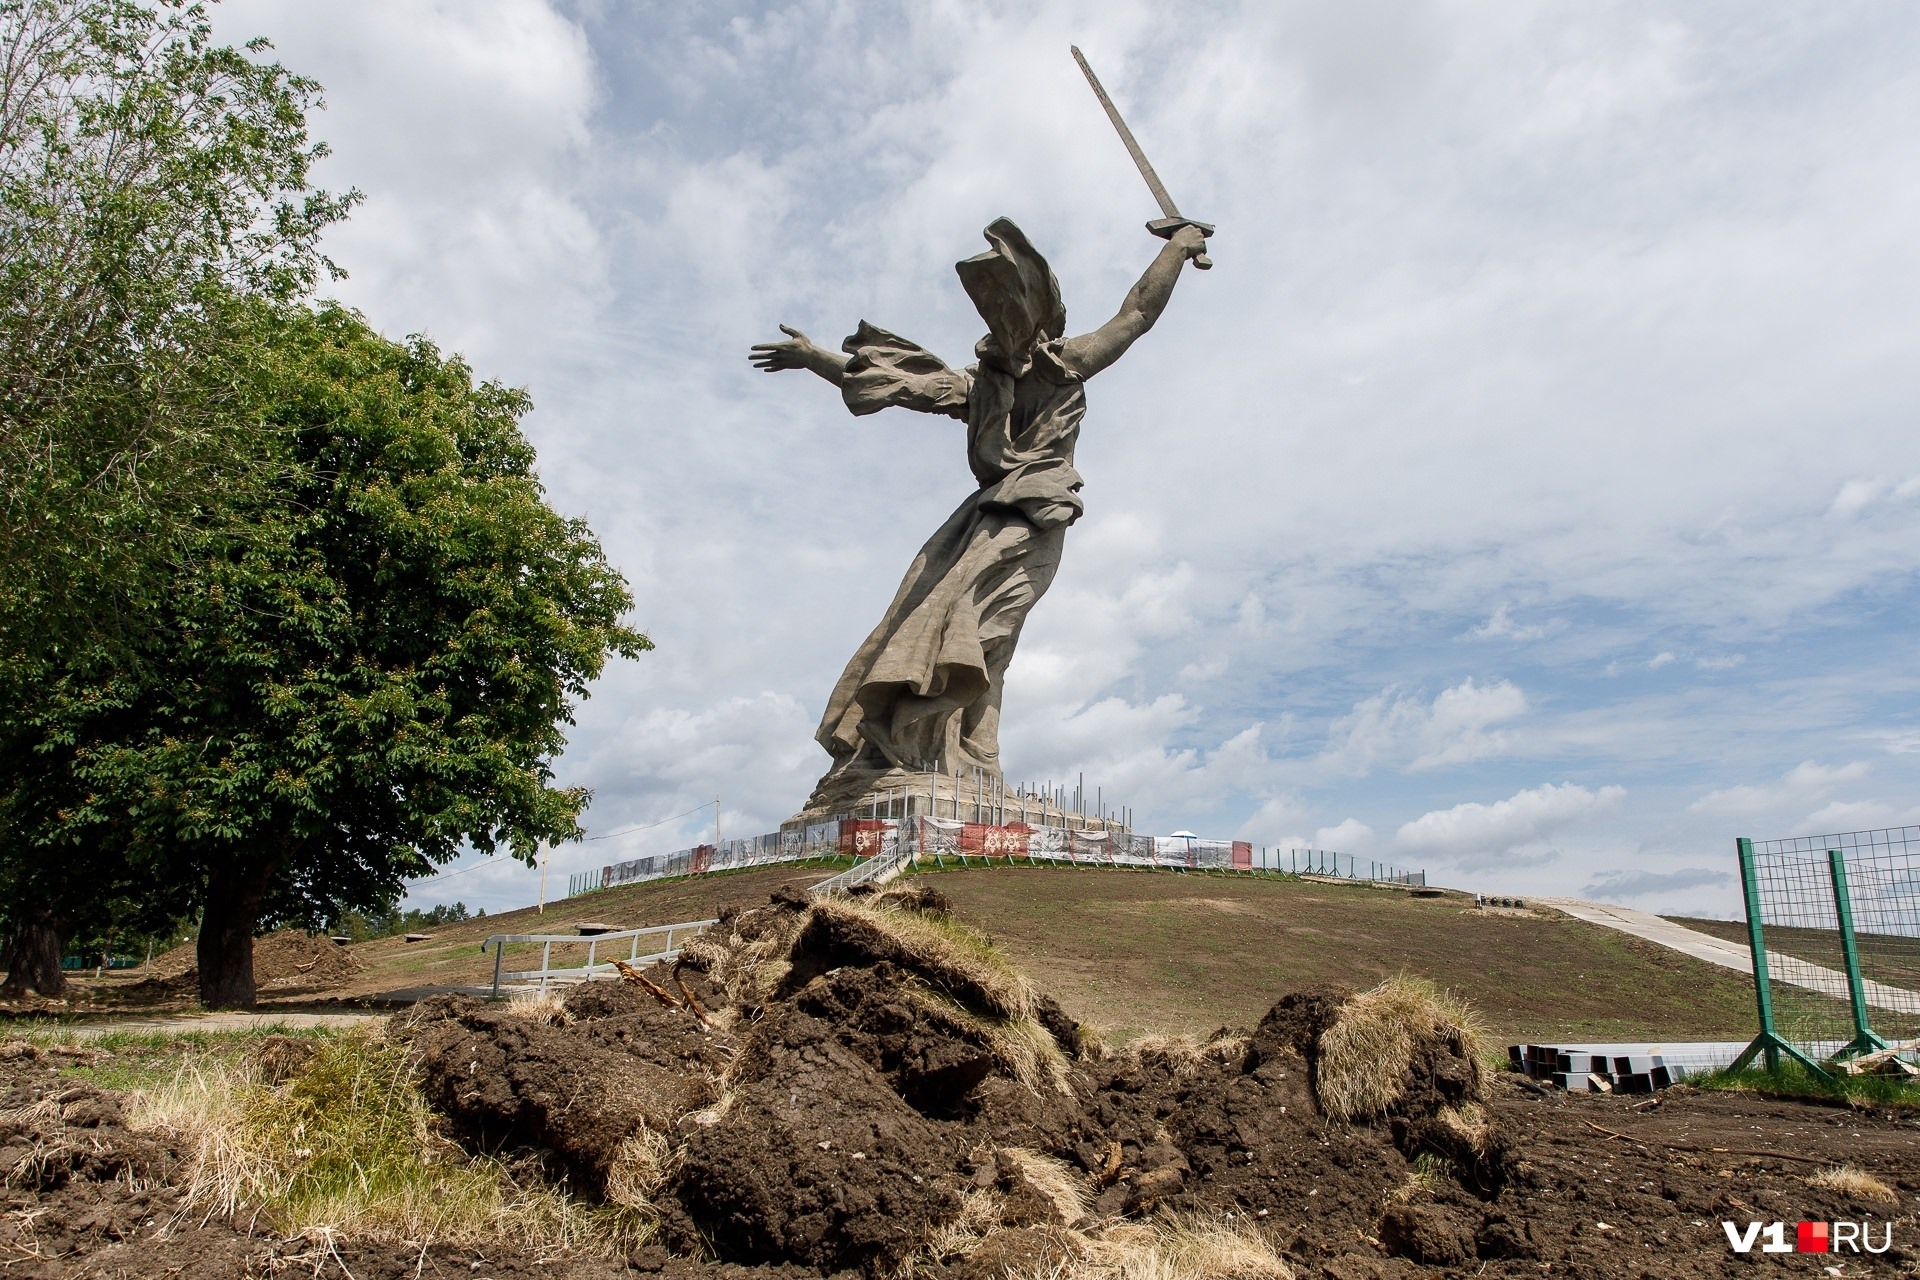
749 324 851 384
1058 223 1207 381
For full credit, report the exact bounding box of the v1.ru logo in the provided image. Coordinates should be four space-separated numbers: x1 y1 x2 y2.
1724 1221 1893 1254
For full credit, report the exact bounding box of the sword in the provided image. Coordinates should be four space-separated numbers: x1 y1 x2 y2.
1071 45 1213 270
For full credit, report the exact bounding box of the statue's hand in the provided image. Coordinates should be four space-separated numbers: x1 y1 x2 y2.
749 324 821 373
1170 223 1208 259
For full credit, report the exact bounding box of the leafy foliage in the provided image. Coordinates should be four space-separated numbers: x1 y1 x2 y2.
9 305 646 1002
0 0 354 661
332 900 481 944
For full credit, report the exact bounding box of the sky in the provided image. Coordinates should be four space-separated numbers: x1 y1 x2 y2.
211 0 1920 919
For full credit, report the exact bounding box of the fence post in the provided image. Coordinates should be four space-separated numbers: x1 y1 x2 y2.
1728 836 1830 1078
1827 847 1888 1059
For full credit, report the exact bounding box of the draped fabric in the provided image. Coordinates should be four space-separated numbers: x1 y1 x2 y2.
805 221 1089 812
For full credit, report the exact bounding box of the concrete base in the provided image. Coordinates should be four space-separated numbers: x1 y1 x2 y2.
783 768 1130 838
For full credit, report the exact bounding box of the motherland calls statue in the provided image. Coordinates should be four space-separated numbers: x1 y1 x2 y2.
750 216 1208 818
752 49 1210 822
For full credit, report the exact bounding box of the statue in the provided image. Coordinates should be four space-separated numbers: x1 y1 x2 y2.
750 217 1207 817
752 47 1210 821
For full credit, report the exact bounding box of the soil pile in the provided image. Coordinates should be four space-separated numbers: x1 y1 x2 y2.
392 887 1534 1277
143 928 366 994
9 887 1919 1278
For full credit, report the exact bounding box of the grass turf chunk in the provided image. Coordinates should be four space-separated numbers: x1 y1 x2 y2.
1314 975 1487 1121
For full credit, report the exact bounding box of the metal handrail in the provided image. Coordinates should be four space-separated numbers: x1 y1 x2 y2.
480 918 718 997
810 839 916 896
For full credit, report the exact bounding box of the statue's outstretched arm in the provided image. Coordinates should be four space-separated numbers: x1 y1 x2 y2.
749 325 851 384
1060 225 1207 380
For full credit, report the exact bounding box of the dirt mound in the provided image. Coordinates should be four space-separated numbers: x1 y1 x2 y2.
400 992 726 1196
386 893 1531 1276
27 887 1890 1278
672 1005 966 1272
145 929 366 992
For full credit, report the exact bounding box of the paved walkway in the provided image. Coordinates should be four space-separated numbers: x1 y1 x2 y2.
1539 897 1916 1015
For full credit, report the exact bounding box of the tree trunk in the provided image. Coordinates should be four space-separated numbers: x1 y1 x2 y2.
197 856 277 1009
0 912 67 998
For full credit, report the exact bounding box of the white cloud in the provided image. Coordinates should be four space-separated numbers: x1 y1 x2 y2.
1689 759 1871 818
1583 866 1730 900
1795 800 1920 835
1319 679 1528 776
1647 651 1676 669
1315 818 1375 852
1468 604 1555 641
210 2 1920 919
1395 782 1626 862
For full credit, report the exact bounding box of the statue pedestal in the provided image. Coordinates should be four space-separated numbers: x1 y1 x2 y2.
783 768 1130 838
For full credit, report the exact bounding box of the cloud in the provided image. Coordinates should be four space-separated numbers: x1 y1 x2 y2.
1315 818 1375 852
1583 866 1730 899
1689 759 1870 818
1319 679 1528 776
216 1 1920 920
1467 604 1556 641
1795 800 1920 835
1647 651 1676 669
1395 782 1625 861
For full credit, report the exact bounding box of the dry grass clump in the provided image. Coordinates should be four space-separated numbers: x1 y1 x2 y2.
604 1124 677 1209
998 1147 1090 1224
498 989 572 1025
925 1185 1013 1261
1010 1214 1292 1280
125 1030 654 1255
1807 1164 1900 1204
1315 975 1486 1121
678 909 806 1006
811 896 1035 1021
1123 1032 1248 1081
920 985 1072 1096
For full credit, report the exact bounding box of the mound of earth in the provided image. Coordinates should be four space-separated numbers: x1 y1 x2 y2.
9 887 1920 1279
145 928 366 992
389 888 1532 1277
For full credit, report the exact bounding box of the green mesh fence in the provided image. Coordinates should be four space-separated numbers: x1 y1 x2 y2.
1733 828 1920 1074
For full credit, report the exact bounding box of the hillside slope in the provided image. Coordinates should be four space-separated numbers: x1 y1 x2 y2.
922 867 1758 1043
320 864 1760 1044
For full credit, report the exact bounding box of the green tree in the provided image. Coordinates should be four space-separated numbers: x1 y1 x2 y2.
22 305 648 1007
0 0 353 663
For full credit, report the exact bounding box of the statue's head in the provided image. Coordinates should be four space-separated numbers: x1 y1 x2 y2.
956 218 1064 376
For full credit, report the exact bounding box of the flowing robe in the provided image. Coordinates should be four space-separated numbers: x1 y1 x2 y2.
807 321 1086 806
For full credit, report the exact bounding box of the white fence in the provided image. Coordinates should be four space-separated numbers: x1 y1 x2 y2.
567 816 1425 898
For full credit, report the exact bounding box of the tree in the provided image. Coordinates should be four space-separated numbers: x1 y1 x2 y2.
0 0 353 664
25 304 647 1007
0 0 351 999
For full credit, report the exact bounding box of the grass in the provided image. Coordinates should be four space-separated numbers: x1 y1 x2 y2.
812 895 1036 1020
1807 1165 1901 1205
48 862 1779 1046
918 867 1762 1044
104 1027 655 1255
1315 975 1487 1121
1050 1215 1294 1280
1690 1060 1920 1109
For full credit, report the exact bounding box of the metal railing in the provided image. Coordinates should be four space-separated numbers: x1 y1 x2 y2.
810 837 917 896
479 918 717 997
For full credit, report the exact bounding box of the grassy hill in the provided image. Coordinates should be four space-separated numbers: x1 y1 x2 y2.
316 863 1762 1046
